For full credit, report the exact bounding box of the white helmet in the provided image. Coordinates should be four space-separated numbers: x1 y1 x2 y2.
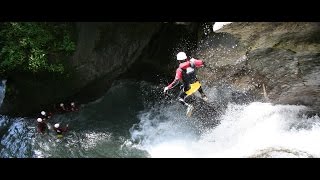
54 123 60 128
177 52 187 61
60 103 64 107
71 102 75 107
41 111 46 116
37 118 42 123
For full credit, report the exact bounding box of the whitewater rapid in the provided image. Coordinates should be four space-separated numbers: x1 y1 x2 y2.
131 101 320 158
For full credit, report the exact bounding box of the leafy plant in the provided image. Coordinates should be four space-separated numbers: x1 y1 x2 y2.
0 22 76 75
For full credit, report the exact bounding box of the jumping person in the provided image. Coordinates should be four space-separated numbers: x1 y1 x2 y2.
164 52 208 117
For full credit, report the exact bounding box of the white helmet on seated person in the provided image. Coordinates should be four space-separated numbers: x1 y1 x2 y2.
37 118 42 123
41 111 46 116
54 123 60 128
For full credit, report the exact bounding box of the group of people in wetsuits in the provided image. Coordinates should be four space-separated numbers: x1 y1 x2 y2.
36 101 79 138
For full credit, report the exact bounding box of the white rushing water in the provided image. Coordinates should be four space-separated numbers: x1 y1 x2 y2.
131 101 320 158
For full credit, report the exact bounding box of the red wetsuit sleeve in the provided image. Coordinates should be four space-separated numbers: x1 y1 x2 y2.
167 68 182 89
190 58 204 68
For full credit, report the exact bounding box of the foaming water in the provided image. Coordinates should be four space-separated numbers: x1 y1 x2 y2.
0 80 6 107
0 116 34 158
130 102 204 157
131 102 320 158
33 130 116 158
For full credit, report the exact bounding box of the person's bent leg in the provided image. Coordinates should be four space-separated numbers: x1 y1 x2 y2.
178 90 189 107
198 86 208 101
198 86 205 95
178 89 194 117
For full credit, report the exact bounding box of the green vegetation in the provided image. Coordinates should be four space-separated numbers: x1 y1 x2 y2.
0 22 76 75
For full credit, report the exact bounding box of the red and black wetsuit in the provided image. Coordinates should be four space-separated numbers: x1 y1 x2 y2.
37 122 47 134
166 58 206 106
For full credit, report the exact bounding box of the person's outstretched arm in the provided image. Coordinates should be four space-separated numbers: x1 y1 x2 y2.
164 68 182 93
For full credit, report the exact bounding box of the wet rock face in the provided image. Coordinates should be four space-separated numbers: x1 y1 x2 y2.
197 22 320 113
276 54 320 110
71 22 162 89
64 22 167 105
